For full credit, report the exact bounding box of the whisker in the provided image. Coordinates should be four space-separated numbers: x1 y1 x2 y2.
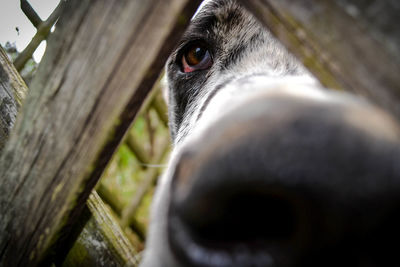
139 163 168 168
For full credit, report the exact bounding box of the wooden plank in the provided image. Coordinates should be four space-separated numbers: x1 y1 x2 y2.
0 48 27 107
239 0 400 119
0 48 27 150
62 192 139 267
96 184 146 242
0 0 201 266
0 45 138 267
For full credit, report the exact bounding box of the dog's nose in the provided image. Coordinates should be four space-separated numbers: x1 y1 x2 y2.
168 91 400 267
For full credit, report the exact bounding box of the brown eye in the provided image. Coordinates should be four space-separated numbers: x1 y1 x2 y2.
182 44 212 73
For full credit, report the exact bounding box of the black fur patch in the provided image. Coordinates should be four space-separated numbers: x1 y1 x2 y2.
166 0 302 141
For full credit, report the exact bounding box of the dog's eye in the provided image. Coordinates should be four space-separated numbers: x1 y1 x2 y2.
181 44 212 73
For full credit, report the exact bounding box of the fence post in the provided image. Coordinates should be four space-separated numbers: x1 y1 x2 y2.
1 44 140 266
240 0 400 119
0 0 201 265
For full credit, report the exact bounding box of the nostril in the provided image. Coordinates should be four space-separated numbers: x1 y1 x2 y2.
169 180 304 266
178 188 297 246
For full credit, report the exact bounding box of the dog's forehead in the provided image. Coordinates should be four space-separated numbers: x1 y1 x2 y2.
194 0 253 34
166 0 305 143
193 0 243 21
172 0 259 54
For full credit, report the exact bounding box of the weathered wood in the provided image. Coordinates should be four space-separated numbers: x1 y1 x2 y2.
63 192 139 267
240 0 400 119
96 185 146 242
0 47 27 150
0 0 201 266
0 45 139 267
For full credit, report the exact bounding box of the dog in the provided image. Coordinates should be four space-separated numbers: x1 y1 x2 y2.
140 1 400 266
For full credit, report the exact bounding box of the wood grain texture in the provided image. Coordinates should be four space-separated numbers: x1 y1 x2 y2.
1 38 139 267
63 192 139 267
0 47 27 150
0 48 27 107
240 0 400 119
0 0 201 266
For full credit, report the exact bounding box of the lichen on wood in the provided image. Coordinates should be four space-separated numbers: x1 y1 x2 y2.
0 42 139 267
63 192 139 267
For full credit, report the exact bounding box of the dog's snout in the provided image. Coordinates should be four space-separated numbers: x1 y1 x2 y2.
174 159 298 244
168 92 400 267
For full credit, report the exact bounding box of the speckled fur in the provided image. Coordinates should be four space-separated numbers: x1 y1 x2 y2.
141 1 310 266
166 0 307 144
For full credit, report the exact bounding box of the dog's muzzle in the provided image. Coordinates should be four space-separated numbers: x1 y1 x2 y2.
168 84 400 267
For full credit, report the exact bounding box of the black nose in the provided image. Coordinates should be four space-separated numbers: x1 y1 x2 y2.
168 93 400 267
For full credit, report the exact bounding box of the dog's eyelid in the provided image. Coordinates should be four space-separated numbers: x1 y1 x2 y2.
174 39 212 66
177 38 208 53
175 29 211 52
176 40 213 74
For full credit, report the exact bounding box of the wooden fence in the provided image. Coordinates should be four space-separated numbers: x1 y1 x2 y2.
0 0 399 266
